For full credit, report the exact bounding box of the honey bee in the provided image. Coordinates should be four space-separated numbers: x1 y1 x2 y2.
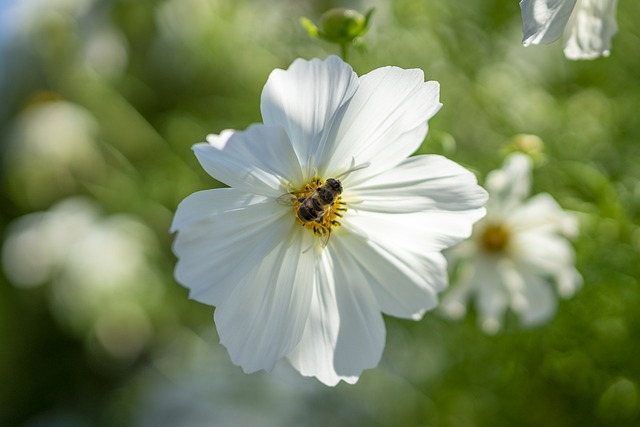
278 178 344 247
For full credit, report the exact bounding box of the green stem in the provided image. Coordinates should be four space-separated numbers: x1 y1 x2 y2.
340 43 349 62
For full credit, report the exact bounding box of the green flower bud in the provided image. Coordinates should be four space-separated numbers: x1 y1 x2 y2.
319 8 372 45
503 134 546 166
300 8 374 60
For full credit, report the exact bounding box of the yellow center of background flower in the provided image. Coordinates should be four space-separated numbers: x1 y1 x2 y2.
481 224 510 253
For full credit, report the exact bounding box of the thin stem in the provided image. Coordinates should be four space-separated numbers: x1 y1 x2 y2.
340 43 349 62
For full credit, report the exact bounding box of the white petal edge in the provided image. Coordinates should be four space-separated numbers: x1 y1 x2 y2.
194 124 303 197
338 231 448 320
343 207 486 255
347 155 488 214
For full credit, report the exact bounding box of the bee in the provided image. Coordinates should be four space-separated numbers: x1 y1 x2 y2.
278 178 344 247
295 178 343 223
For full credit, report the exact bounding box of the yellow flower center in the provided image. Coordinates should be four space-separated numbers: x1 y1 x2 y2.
481 224 510 253
289 177 346 239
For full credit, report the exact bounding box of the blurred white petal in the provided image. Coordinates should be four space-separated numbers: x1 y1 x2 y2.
521 0 577 45
485 152 532 218
510 193 579 236
519 273 558 326
562 0 618 59
520 0 618 60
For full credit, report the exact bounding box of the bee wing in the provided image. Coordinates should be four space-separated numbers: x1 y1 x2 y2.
276 193 297 206
320 229 332 248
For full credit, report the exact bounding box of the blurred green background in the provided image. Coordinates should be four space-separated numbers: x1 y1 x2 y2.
1 0 639 426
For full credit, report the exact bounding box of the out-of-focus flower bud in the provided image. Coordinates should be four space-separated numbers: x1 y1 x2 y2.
300 8 374 59
503 134 546 166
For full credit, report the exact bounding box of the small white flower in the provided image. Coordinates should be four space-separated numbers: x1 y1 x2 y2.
520 0 618 60
171 56 488 385
442 153 582 334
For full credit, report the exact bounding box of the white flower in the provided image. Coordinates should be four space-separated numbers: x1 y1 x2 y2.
171 56 488 386
2 198 160 359
520 0 618 60
442 153 582 334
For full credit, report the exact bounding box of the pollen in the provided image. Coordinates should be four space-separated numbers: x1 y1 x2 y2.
290 177 346 239
481 224 510 253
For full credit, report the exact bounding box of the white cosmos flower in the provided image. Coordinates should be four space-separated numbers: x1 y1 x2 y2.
520 0 618 60
171 56 488 386
442 153 582 334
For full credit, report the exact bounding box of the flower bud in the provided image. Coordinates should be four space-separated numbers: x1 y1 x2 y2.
503 134 546 165
301 7 374 45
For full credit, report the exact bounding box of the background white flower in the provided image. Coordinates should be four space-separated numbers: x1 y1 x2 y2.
171 56 488 386
520 0 618 60
442 153 582 334
2 198 162 360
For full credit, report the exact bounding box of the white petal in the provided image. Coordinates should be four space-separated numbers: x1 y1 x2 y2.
322 67 442 182
468 259 509 334
520 0 578 45
194 124 302 197
171 188 269 232
440 272 472 320
344 208 484 255
556 266 583 297
485 153 532 219
508 193 578 237
347 155 488 214
214 226 316 373
172 188 291 306
338 232 447 320
287 240 385 386
512 231 576 279
260 56 359 174
562 0 618 59
519 272 557 326
286 250 344 386
512 230 582 301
